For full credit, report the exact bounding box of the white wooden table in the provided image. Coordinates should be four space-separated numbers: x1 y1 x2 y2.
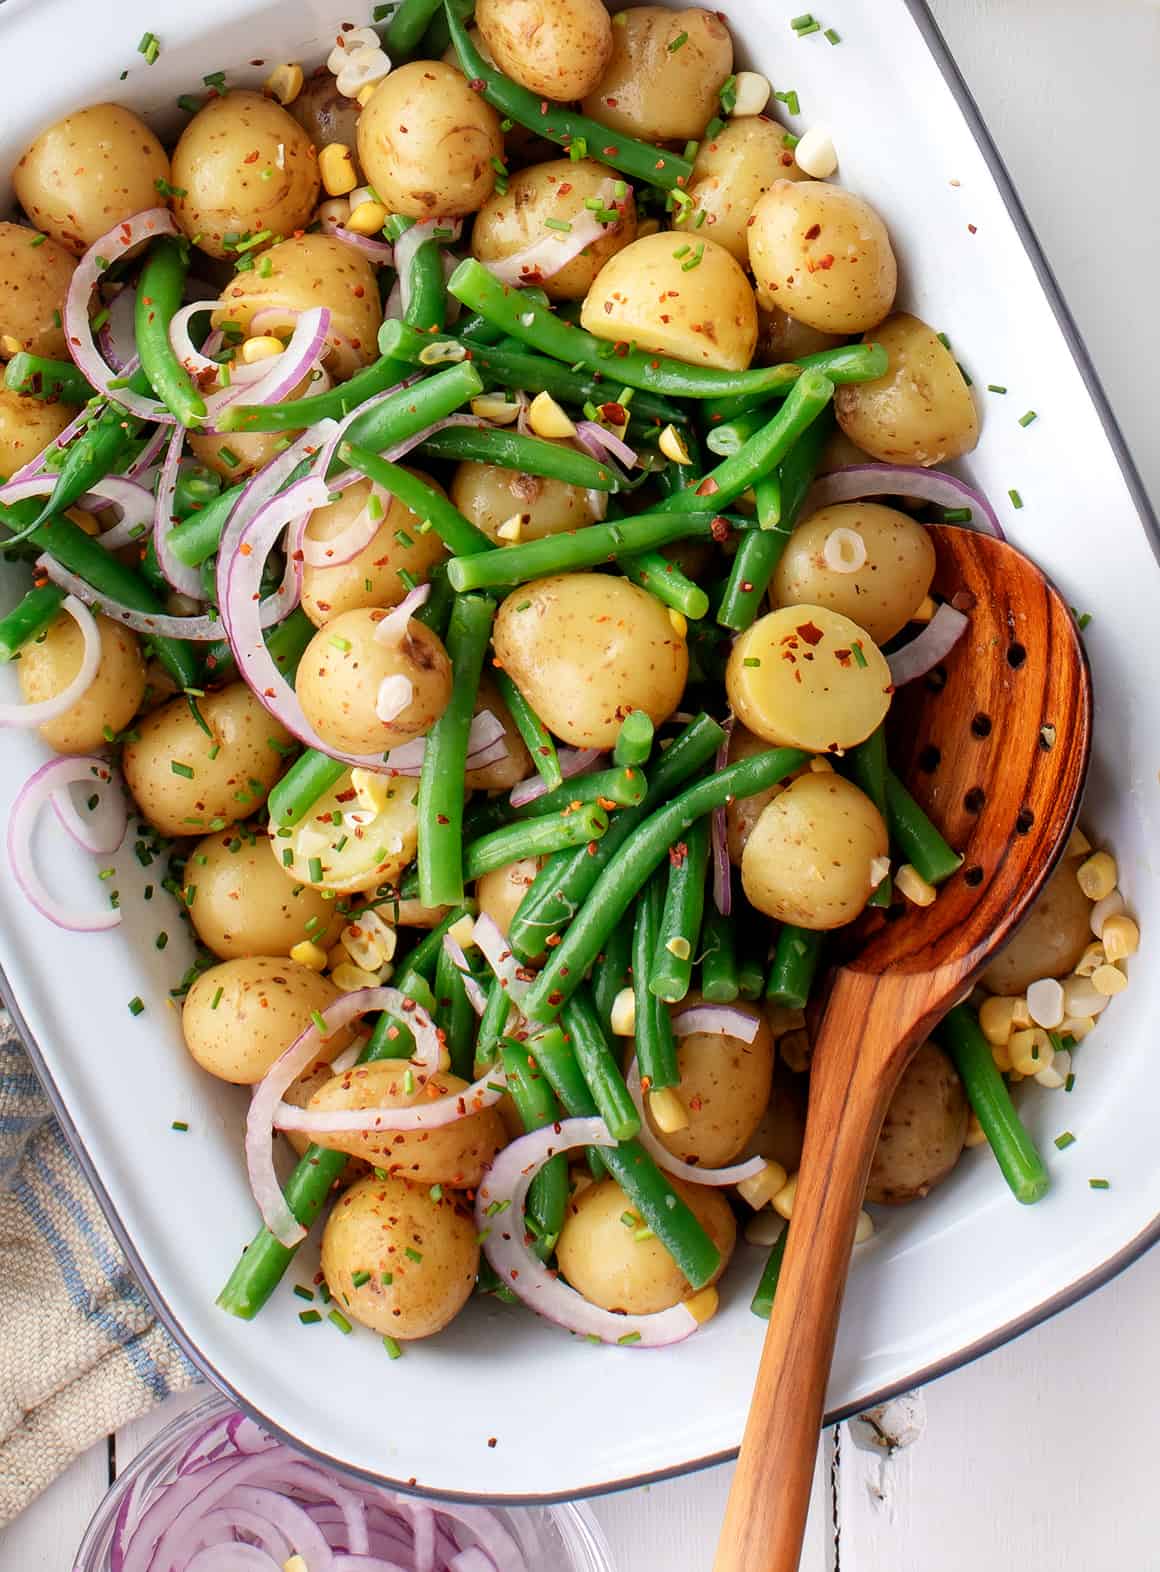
4 0 1159 1566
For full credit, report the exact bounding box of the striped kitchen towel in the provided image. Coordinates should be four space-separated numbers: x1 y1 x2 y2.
0 1012 198 1525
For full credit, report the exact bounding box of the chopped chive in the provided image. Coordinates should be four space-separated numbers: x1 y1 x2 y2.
1089 1177 1110 1189
154 177 188 199
329 635 352 652
154 932 169 950
1019 409 1038 427
1008 488 1024 509
293 1284 314 1301
824 27 841 43
351 1269 371 1288
137 30 161 63
680 243 705 272
668 29 689 50
404 1246 423 1263
328 1308 353 1334
171 1119 189 1131
170 760 194 779
177 93 203 113
617 1330 642 1345
942 507 973 523
128 996 145 1017
381 1270 394 1285
298 1309 322 1324
544 217 572 233
790 12 816 27
1076 611 1092 631
794 20 821 34
957 362 973 386
987 383 1007 394
851 641 868 668
1065 1072 1076 1093
672 243 691 259
210 986 224 1011
936 331 951 350
1054 1131 1076 1150
383 1335 403 1359
430 1184 444 1201
308 856 324 883
203 70 227 89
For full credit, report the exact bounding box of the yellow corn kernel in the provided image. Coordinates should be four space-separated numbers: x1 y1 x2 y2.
240 335 284 365
345 199 388 236
496 511 526 542
1101 914 1139 963
779 1028 810 1073
285 1555 310 1572
766 1004 805 1037
668 608 687 638
319 143 358 197
264 62 304 105
648 1087 688 1133
357 82 380 107
446 913 476 949
744 1210 784 1247
911 595 937 625
64 506 100 536
736 1160 788 1211
0 334 23 358
528 390 576 439
990 1038 1012 1073
610 986 636 1036
854 1209 875 1245
331 961 383 993
1077 850 1117 900
1009 1027 1053 1077
1091 962 1127 997
1010 996 1032 1028
682 1285 719 1325
1065 826 1092 859
658 423 691 464
964 1111 987 1148
772 1173 798 1220
1074 941 1106 977
978 994 1019 1045
896 863 936 907
470 394 522 425
290 939 329 971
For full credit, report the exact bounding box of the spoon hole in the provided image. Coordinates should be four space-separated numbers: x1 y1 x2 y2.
964 786 986 814
970 712 992 739
963 864 984 887
925 665 948 693
1015 807 1035 834
1007 641 1027 669
917 744 941 774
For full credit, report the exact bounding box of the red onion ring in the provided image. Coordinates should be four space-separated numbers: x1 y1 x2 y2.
478 186 626 286
626 1057 766 1187
168 300 224 380
7 755 125 931
477 1117 702 1346
710 724 732 916
374 582 431 643
273 1059 509 1139
35 553 289 642
441 932 489 1017
887 600 970 686
471 911 532 1006
2 473 155 550
97 284 138 375
508 747 602 808
123 423 169 482
394 219 463 318
672 1003 761 1043
802 463 1005 539
153 427 204 598
203 308 331 427
574 420 637 470
381 709 507 776
298 485 383 567
0 595 100 727
318 206 395 263
51 771 128 855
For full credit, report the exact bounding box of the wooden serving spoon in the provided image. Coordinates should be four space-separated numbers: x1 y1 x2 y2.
714 525 1092 1572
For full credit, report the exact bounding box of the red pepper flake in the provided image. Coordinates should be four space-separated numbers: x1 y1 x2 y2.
696 476 721 497
796 620 824 646
834 647 852 666
669 840 688 867
968 222 977 234
547 990 564 1006
600 401 628 425
603 145 620 157
807 253 835 272
586 840 599 855
804 223 821 239
435 813 449 825
469 77 486 92
487 1437 498 1448
710 515 730 542
243 149 260 164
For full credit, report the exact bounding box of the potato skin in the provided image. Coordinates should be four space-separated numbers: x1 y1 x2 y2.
866 1043 968 1205
186 827 342 960
674 118 804 265
450 459 595 544
648 1000 773 1167
493 574 688 748
288 72 362 159
581 6 733 143
18 610 144 754
581 231 757 372
14 105 170 254
273 768 420 897
756 303 843 367
749 180 897 335
321 1175 479 1339
0 386 77 481
772 502 936 646
476 0 613 101
982 855 1091 994
358 61 503 219
0 222 75 360
476 857 542 943
725 724 786 866
182 957 351 1084
835 313 980 467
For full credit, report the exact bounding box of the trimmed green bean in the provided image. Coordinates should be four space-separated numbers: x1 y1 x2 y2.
168 480 247 568
340 442 494 558
701 342 890 427
136 238 207 427
884 768 963 885
592 922 632 1037
267 750 345 826
493 667 561 792
525 1024 605 1176
750 1225 788 1319
650 815 710 1003
434 939 476 1078
940 1005 1050 1205
633 873 679 1089
705 401 778 457
512 763 646 820
847 724 892 907
389 805 614 897
765 925 824 1011
33 368 153 525
618 550 709 620
0 583 66 660
499 1040 569 1260
613 710 654 768
419 426 621 491
4 353 92 406
475 977 514 1071
216 353 417 434
699 905 739 1003
386 0 448 57
561 986 640 1141
414 567 454 638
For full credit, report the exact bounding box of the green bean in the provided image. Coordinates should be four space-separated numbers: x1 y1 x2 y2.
202 605 315 688
884 768 962 885
513 763 646 819
434 940 476 1078
4 353 92 406
168 481 247 568
633 873 679 1089
493 667 561 792
414 567 454 638
618 550 709 620
650 815 710 1004
340 442 494 558
385 0 447 58
0 583 66 660
458 311 507 346
613 710 654 768
699 906 739 1003
32 369 154 525
940 1005 1049 1205
392 907 475 981
216 353 416 434
750 1224 788 1319
705 401 779 457
765 925 824 1011
136 238 207 428
457 802 610 883
846 724 892 907
419 426 621 491
446 6 692 190
475 977 514 1071
524 1024 605 1177
521 745 808 1021
591 921 632 1037
499 1040 569 1259
418 594 495 907
268 750 346 827
701 342 890 426
417 0 472 56
561 986 640 1141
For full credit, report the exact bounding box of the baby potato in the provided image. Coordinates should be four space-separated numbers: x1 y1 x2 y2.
477 0 613 100
182 957 351 1084
866 1042 968 1205
275 766 420 897
471 158 635 300
296 608 452 755
13 105 170 254
493 573 687 748
741 773 888 929
476 857 542 942
0 223 75 360
674 118 805 266
213 234 380 380
648 999 773 1167
358 61 503 220
746 1073 807 1175
817 428 873 475
725 724 787 865
450 459 595 544
17 609 144 754
464 673 533 790
727 604 892 753
557 1174 735 1314
306 1061 507 1186
981 855 1091 995
0 386 76 481
186 826 342 959
321 1174 478 1339
282 1062 367 1181
581 231 757 371
756 303 843 367
122 682 291 838
749 180 897 335
581 6 733 143
300 474 449 627
171 92 319 260
772 501 936 645
288 72 362 160
835 312 980 467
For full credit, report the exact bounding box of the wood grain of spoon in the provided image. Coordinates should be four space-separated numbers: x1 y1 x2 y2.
714 525 1092 1572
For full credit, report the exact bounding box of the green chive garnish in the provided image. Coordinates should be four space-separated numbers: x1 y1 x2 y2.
1054 1131 1076 1150
128 996 145 1016
328 1308 353 1334
1019 409 1038 427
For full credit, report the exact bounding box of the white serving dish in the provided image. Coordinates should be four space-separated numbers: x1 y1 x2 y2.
1 0 1158 1506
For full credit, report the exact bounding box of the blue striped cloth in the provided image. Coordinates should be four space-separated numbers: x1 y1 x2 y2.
0 1013 198 1523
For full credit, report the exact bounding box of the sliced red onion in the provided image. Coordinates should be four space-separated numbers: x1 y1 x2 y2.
471 911 533 1006
803 463 1004 540
574 420 637 470
0 595 100 727
310 379 424 480
153 427 204 598
203 308 331 426
36 554 288 642
477 1117 701 1347
383 276 404 322
478 187 626 286
97 284 138 374
51 770 128 855
395 219 463 318
585 487 609 522
298 486 382 568
373 582 431 644
626 1058 766 1187
441 932 489 1017
8 756 124 931
672 1003 761 1043
711 725 732 916
382 709 506 776
274 1059 508 1137
168 300 224 380
450 1551 497 1572
375 673 414 724
508 746 602 808
123 423 169 482
318 205 395 263
887 601 970 686
1 472 155 549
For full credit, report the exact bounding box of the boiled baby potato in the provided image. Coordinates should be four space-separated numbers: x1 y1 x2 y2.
300 474 449 627
981 854 1091 995
476 856 541 941
817 428 873 474
464 673 533 791
122 682 291 837
0 387 77 481
725 724 787 865
18 610 144 754
866 1042 968 1205
726 604 892 753
835 312 980 466
188 370 320 481
772 501 936 645
213 234 380 380
749 180 897 335
13 105 169 254
296 607 452 755
171 91 319 260
471 158 635 301
476 0 613 101
581 231 757 371
0 223 75 360
306 1061 507 1186
273 766 419 896
182 957 351 1084
742 772 888 929
756 303 843 366
493 573 687 748
746 1071 807 1176
282 1062 367 1179
358 61 503 220
581 6 733 143
450 459 595 544
186 826 342 960
557 1174 734 1314
648 999 773 1167
674 118 804 266
288 71 362 160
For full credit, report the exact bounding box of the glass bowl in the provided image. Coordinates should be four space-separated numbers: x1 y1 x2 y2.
72 1392 617 1571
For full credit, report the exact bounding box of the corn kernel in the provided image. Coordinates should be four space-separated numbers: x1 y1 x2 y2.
331 962 383 993
64 506 100 536
1009 1027 1053 1077
1089 889 1125 938
319 143 358 197
610 986 636 1036
1010 996 1032 1028
658 424 691 464
912 595 937 624
1091 963 1127 997
772 1173 798 1220
730 70 772 117
290 939 329 971
1026 977 1064 1029
496 512 526 542
1101 914 1139 963
470 394 522 425
990 1038 1012 1073
240 335 284 365
779 1028 810 1073
528 390 576 439
0 333 23 358
1074 941 1106 977
1077 850 1116 900
345 199 388 236
854 1210 875 1245
1062 974 1110 1017
767 1004 805 1037
264 62 304 105
744 1210 784 1248
979 994 1019 1045
648 1087 688 1133
668 608 688 638
1059 1014 1095 1040
1065 826 1092 859
896 863 936 907
682 1285 719 1325
964 1112 987 1148
736 1160 788 1211
447 913 476 949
